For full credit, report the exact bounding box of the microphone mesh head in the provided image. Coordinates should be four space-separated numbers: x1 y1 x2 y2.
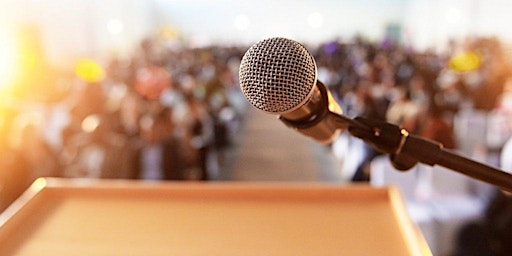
239 37 317 114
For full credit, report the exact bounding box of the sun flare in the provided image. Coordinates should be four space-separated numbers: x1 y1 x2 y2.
0 30 19 91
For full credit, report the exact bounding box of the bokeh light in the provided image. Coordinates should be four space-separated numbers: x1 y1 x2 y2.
449 52 481 72
81 114 101 133
74 59 105 83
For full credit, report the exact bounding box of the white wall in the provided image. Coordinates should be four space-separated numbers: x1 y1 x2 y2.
403 0 512 51
0 0 157 67
154 0 406 46
0 0 407 66
3 0 512 67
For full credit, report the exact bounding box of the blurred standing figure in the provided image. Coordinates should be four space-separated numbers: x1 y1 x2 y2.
496 77 512 173
70 80 106 121
386 86 421 133
420 103 456 149
185 93 213 180
453 120 512 256
0 143 29 213
136 102 177 180
15 123 61 180
349 81 385 182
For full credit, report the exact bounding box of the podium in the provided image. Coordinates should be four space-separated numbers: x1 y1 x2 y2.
0 178 431 255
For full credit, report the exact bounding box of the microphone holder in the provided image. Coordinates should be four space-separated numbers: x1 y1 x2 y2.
330 113 512 192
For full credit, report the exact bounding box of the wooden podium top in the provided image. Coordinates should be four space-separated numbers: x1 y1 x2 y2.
0 178 431 256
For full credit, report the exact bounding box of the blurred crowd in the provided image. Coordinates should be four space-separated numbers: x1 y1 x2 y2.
2 34 512 216
0 36 247 212
314 36 512 181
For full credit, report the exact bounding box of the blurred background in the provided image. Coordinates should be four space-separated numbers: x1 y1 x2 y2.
2 0 512 255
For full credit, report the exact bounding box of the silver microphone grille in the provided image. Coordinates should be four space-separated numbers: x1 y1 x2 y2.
239 37 317 114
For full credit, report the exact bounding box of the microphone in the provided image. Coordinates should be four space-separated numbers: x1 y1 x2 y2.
239 37 345 144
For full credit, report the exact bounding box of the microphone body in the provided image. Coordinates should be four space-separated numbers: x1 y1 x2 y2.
278 80 342 144
239 37 343 144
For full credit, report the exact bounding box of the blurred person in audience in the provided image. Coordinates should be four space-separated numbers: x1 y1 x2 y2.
499 78 512 173
409 74 431 111
136 103 178 180
349 80 386 182
70 80 106 122
420 102 457 149
204 70 234 170
13 120 61 180
495 78 512 118
0 125 30 213
472 39 510 111
435 70 466 114
61 114 132 179
386 85 421 133
119 86 144 136
180 91 213 180
453 189 512 256
0 111 60 211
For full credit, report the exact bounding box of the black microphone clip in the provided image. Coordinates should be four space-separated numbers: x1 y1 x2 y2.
348 117 443 171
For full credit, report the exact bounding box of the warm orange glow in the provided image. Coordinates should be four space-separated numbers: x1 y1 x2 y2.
0 26 49 99
8 112 43 149
0 30 19 90
20 50 37 69
327 89 342 115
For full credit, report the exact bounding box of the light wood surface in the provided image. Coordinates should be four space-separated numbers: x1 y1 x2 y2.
0 178 431 255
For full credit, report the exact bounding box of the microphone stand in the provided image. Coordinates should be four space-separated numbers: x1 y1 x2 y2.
330 113 512 193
